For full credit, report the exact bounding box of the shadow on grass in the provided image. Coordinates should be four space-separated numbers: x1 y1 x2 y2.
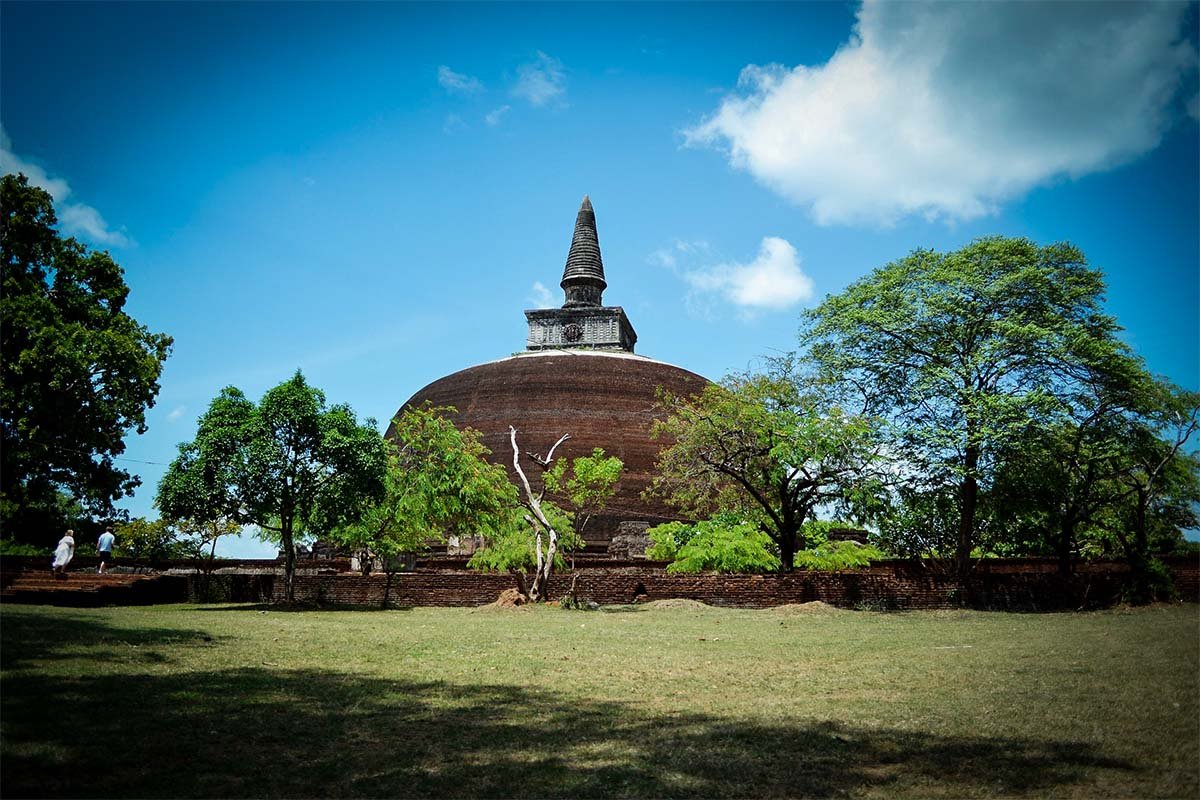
2 617 1144 799
192 602 417 613
0 612 220 671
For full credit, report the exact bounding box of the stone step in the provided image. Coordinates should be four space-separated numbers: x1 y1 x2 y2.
1 571 186 606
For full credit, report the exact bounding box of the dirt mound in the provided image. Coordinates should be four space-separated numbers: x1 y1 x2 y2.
473 588 532 612
769 601 845 615
643 598 711 610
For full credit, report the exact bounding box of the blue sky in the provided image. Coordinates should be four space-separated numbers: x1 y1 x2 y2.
3 2 1198 556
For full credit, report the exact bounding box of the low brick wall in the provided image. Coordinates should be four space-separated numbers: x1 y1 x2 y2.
243 557 1198 611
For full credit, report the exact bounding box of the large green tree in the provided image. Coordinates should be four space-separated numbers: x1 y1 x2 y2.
649 359 881 572
1 173 172 543
157 371 387 601
802 236 1123 577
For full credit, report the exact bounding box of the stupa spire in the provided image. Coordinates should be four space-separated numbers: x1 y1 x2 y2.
560 195 607 307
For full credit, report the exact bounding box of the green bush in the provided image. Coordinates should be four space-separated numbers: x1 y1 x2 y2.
793 540 887 570
648 515 779 574
0 538 46 556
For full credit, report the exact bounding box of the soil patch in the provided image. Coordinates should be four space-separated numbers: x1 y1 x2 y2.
642 598 711 610
769 601 845 616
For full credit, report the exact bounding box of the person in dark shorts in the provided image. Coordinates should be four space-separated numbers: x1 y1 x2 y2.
97 526 115 574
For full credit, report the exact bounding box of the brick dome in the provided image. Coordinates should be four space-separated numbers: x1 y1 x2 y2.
393 349 709 545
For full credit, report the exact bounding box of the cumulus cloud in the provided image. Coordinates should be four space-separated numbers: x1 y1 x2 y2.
686 1 1198 226
685 237 814 313
529 281 555 307
513 52 567 107
0 123 132 246
485 105 512 127
437 65 483 94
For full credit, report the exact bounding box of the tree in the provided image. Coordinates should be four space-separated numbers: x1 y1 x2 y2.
114 517 185 564
156 371 387 602
330 404 519 606
172 517 241 599
1 173 172 544
467 427 583 602
1104 384 1200 600
649 359 881 572
543 446 623 568
802 236 1123 577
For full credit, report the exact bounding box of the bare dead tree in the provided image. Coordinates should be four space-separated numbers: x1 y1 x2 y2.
508 425 569 602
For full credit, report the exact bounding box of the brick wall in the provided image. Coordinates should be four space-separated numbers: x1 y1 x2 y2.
244 557 1198 611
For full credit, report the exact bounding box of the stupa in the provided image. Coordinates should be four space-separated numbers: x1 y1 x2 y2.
393 197 709 554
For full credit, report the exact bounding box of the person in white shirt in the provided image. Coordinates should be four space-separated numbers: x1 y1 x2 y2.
97 527 115 574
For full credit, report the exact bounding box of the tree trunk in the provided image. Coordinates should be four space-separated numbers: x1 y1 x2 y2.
281 515 296 604
382 569 394 609
778 530 796 573
957 445 980 580
1056 514 1076 578
1127 487 1153 603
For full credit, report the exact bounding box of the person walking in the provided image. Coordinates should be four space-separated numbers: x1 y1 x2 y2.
97 526 115 574
51 529 75 577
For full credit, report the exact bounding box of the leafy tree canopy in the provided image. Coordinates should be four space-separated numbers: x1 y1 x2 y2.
1 173 172 544
802 236 1127 576
650 357 881 571
543 447 623 538
332 404 520 574
157 371 387 601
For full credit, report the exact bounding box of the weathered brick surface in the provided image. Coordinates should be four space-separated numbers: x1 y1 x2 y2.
392 352 710 544
255 557 1199 611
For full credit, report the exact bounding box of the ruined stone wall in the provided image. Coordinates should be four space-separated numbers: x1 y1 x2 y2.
253 558 1198 611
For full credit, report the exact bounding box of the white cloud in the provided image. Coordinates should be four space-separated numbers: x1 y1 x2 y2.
513 52 566 107
437 65 483 94
649 239 710 272
686 1 1198 226
166 406 186 423
0 123 132 246
685 237 814 313
529 281 555 307
485 105 512 127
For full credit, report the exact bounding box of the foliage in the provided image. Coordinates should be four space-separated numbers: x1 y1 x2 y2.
0 538 45 556
649 513 883 573
156 371 387 601
1 174 173 546
645 521 695 561
650 356 881 571
544 447 624 538
802 236 1130 576
792 540 887 570
171 518 240 563
468 427 604 601
333 404 519 583
647 513 780 574
114 518 185 562
468 500 579 574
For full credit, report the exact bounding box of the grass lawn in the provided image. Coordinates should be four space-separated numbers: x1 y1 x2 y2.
2 601 1197 799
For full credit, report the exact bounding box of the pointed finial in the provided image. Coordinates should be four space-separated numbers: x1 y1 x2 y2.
561 195 606 307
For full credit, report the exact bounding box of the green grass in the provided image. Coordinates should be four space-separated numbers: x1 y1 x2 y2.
2 601 1197 798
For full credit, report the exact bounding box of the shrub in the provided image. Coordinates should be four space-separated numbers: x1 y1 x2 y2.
793 540 887 570
648 514 779 574
0 538 45 556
